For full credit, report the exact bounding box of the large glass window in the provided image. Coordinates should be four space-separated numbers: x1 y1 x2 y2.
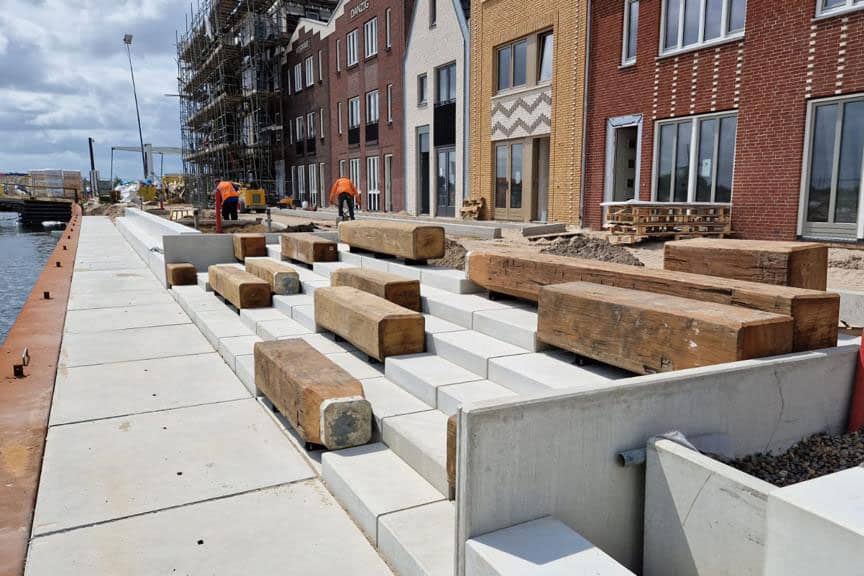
295 116 306 141
495 145 508 209
307 112 316 139
366 90 379 124
655 112 738 203
364 17 378 58
294 63 303 93
418 74 428 105
494 143 524 210
347 29 359 66
305 56 314 86
366 156 380 211
623 0 639 64
385 8 392 48
818 0 864 17
336 39 342 72
436 63 457 104
348 96 361 128
538 32 554 81
496 39 527 91
662 0 745 53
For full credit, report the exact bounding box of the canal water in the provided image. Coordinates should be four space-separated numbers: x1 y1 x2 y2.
0 212 60 344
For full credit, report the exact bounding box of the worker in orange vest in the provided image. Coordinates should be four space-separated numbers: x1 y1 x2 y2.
329 176 360 221
216 179 240 221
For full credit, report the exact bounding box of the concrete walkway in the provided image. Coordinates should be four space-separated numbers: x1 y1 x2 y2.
25 217 392 575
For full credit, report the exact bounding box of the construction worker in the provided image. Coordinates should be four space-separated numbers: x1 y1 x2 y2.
329 176 360 221
216 179 239 221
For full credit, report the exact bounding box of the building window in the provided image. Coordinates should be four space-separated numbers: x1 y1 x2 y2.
387 84 393 123
495 143 524 210
497 39 527 91
295 116 306 141
538 32 554 81
436 62 457 105
319 108 325 140
817 0 864 17
804 96 864 224
319 163 327 206
349 96 361 128
430 0 437 27
318 50 323 82
364 17 378 58
367 156 380 211
294 63 303 92
347 29 359 66
418 74 428 105
305 56 314 86
338 101 344 134
297 164 306 200
307 112 316 139
385 8 392 49
336 39 342 72
622 0 639 65
339 159 346 177
366 90 380 124
349 158 361 190
308 163 318 205
654 112 738 203
662 0 746 54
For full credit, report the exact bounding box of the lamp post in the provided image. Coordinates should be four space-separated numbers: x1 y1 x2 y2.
123 34 147 180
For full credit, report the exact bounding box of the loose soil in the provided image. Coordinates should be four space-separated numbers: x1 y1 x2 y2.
723 430 864 487
541 235 644 267
429 238 467 270
84 202 125 219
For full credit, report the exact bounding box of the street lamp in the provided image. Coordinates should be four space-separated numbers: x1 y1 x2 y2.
123 34 147 180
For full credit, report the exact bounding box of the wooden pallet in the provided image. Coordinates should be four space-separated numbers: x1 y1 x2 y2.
603 201 732 245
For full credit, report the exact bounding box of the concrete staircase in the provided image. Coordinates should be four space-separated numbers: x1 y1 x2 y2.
171 244 629 576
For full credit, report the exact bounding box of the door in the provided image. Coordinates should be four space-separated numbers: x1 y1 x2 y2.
494 142 525 221
436 147 457 217
418 127 430 214
533 137 550 221
612 127 638 201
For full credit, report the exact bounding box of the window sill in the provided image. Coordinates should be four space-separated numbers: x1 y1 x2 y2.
814 4 864 20
365 53 378 62
619 60 636 70
656 33 744 61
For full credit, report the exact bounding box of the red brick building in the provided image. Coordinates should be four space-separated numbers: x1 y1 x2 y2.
584 0 864 241
328 0 415 212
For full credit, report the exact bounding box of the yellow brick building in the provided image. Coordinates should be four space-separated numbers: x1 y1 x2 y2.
469 0 588 223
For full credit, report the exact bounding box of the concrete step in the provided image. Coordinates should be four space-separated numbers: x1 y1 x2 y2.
422 291 513 329
338 249 364 266
465 517 635 575
488 351 628 395
239 307 289 332
257 317 313 340
301 279 330 294
266 243 281 260
235 354 256 396
436 380 518 416
291 304 319 331
360 377 432 439
428 330 528 378
194 309 255 348
327 351 385 380
473 307 545 352
385 354 481 407
378 501 456 576
196 272 211 291
381 410 449 496
416 267 481 295
312 261 356 279
217 334 261 372
272 293 315 316
321 443 445 545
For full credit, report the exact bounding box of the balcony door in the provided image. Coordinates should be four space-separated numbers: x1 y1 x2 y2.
436 147 457 217
494 142 525 221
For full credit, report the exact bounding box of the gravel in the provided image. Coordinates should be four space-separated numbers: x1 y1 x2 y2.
429 238 467 270
723 430 864 487
541 235 644 267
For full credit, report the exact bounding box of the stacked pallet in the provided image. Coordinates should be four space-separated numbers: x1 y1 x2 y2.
603 201 732 245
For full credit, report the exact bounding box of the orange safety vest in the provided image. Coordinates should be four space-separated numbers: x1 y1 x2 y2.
329 177 359 205
217 181 238 200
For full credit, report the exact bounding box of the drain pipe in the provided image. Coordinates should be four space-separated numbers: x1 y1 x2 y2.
847 344 864 432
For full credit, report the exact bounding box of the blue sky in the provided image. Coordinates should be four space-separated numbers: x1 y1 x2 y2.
0 0 188 181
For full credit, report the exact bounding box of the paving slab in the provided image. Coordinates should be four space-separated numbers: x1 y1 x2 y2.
378 501 456 576
257 317 312 340
361 377 432 435
195 313 254 348
59 324 213 368
421 292 511 329
67 289 176 311
488 352 627 395
473 307 544 351
217 335 262 371
50 353 249 425
70 268 162 293
239 307 289 331
64 302 189 334
381 410 449 495
26 481 393 576
321 443 445 544
385 354 481 407
428 331 527 378
32 399 314 535
328 351 385 380
74 258 147 272
437 380 518 416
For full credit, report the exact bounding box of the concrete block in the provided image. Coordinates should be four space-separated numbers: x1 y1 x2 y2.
64 303 189 334
291 304 319 331
361 377 432 436
327 351 385 380
465 517 634 576
195 311 254 348
418 267 482 294
266 243 281 259
428 331 527 378
312 261 356 279
488 351 627 395
473 307 545 352
644 439 775 576
278 260 328 283
386 260 424 280
381 410 449 495
282 333 355 355
321 443 445 544
385 354 481 407
302 279 330 294
239 307 288 331
59 324 212 368
765 466 864 576
424 314 466 335
272 293 315 315
235 354 257 396
339 249 365 266
437 380 518 417
361 254 391 272
197 271 212 291
257 318 312 340
422 292 511 329
217 335 262 371
32 399 314 535
378 500 456 576
837 289 864 327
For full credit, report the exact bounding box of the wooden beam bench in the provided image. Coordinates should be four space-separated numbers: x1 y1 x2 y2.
245 258 301 295
314 286 425 361
254 339 372 450
339 220 445 264
330 267 421 311
166 262 197 286
537 282 794 374
466 251 838 352
208 264 271 309
233 233 267 262
664 238 828 290
280 232 338 265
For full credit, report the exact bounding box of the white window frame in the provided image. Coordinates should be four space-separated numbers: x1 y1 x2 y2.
318 50 323 82
387 84 393 123
366 90 380 124
336 38 342 72
622 0 639 66
418 74 428 106
338 101 344 134
364 17 378 58
294 63 303 92
385 8 392 49
319 163 327 206
307 111 316 139
347 29 359 67
297 164 306 199
366 156 381 211
308 163 318 204
651 110 738 203
817 0 864 18
349 96 361 128
288 121 294 144
339 159 347 178
319 107 325 140
305 56 314 87
295 116 306 141
604 114 643 204
290 165 297 196
659 0 746 56
349 157 361 193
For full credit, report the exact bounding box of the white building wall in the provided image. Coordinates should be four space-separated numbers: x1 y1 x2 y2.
403 0 468 217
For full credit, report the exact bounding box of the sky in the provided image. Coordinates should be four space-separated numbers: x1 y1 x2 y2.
0 0 188 182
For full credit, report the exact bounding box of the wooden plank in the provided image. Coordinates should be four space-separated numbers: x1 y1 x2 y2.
232 233 267 261
314 286 425 361
280 232 338 265
537 282 794 375
330 267 421 312
165 262 197 286
254 339 371 450
339 220 445 262
466 251 838 352
447 414 456 501
208 264 271 309
664 238 828 290
245 258 301 295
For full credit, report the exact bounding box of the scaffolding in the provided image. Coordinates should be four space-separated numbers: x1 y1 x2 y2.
178 0 335 207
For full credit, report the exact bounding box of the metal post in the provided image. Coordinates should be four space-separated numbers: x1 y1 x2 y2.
124 35 147 180
266 208 272 232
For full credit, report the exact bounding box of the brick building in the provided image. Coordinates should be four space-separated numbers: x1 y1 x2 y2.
468 0 589 223
584 0 864 241
284 19 332 208
328 0 415 212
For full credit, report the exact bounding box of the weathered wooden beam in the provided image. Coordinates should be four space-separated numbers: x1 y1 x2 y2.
330 267 422 311
537 282 794 374
245 258 301 295
165 262 197 286
232 233 267 262
208 264 271 309
339 220 445 262
280 232 338 265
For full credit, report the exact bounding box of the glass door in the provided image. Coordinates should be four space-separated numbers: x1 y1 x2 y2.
436 147 456 217
494 142 525 221
418 127 430 214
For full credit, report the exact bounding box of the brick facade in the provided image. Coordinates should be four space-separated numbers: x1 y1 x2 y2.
584 0 864 240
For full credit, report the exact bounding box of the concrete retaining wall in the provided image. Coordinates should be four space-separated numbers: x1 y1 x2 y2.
454 345 858 574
